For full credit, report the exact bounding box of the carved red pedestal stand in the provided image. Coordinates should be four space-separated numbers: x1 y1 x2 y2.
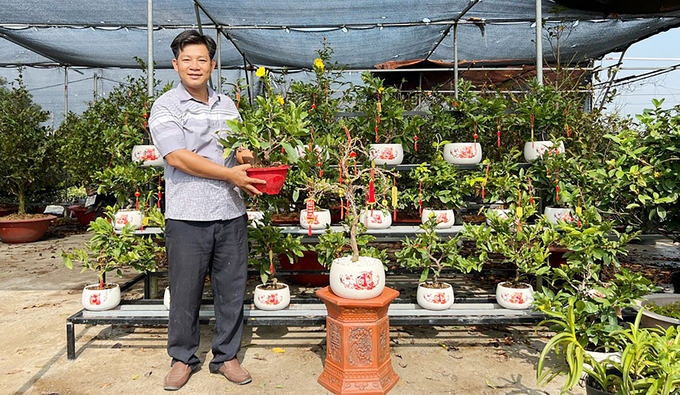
317 286 400 395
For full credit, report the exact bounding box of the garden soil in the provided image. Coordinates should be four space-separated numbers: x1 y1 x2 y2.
1 226 678 395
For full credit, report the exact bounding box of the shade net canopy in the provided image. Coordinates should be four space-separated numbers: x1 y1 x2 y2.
0 0 678 69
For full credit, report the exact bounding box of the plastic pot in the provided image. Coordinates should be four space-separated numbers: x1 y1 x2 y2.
246 165 290 195
0 215 56 243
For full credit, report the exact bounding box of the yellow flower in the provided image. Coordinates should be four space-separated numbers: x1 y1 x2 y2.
256 67 266 77
654 171 661 178
378 87 385 93
277 95 284 106
314 58 325 71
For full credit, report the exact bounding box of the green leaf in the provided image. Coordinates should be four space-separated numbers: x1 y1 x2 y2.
419 268 429 283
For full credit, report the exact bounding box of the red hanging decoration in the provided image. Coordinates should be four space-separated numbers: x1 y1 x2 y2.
414 135 418 152
528 176 534 205
157 176 162 208
392 175 397 221
555 171 560 203
368 170 376 205
306 198 315 236
517 190 522 232
482 163 490 200
375 125 379 143
236 85 241 109
143 102 148 129
473 122 479 155
497 119 501 147
135 189 141 210
418 179 423 216
311 92 316 111
565 105 571 138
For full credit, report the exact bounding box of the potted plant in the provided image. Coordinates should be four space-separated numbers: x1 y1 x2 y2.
218 67 311 195
466 198 550 309
0 74 60 243
537 306 680 395
248 212 307 310
531 144 584 224
61 208 160 311
408 153 468 229
347 73 423 166
636 294 680 330
396 214 482 310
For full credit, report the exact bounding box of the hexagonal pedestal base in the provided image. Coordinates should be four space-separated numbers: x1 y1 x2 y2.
317 286 400 395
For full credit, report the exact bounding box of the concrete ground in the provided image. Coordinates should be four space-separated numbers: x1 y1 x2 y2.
1 226 677 395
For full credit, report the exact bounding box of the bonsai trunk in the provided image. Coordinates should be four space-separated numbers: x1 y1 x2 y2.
349 203 360 262
18 182 26 214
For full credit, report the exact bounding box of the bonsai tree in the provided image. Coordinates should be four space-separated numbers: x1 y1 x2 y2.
465 150 531 207
396 214 482 286
218 66 311 167
0 73 59 215
407 153 468 214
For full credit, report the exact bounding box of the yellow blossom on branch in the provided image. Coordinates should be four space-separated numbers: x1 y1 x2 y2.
277 95 285 106
256 66 266 77
314 58 325 71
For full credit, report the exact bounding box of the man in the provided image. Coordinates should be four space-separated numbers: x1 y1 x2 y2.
149 30 265 391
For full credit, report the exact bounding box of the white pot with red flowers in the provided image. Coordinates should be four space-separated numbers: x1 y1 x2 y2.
247 210 265 228
496 282 534 310
369 144 404 166
544 207 574 224
114 209 143 230
329 256 385 300
523 141 564 162
417 282 454 310
443 142 482 165
299 208 332 230
253 282 290 311
82 283 121 311
421 209 455 229
132 145 164 167
359 208 392 229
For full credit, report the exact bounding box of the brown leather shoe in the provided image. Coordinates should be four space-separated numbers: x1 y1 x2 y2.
212 359 252 385
163 361 194 391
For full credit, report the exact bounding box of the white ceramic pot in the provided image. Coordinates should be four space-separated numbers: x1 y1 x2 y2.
544 207 574 224
443 142 482 165
359 209 392 229
329 256 385 299
246 210 265 228
299 209 332 230
584 350 621 370
253 283 291 311
82 283 121 311
114 209 143 230
637 294 680 330
486 208 512 225
496 282 534 310
369 144 404 166
132 145 164 167
523 141 565 162
163 287 171 310
421 209 455 229
417 283 454 310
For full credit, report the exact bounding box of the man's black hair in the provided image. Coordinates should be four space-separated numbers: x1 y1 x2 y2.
171 30 217 60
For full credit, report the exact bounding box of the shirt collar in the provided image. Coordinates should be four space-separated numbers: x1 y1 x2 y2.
176 82 221 106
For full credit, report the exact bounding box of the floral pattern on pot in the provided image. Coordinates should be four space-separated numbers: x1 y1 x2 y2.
544 207 575 224
339 271 381 291
359 209 392 229
81 283 121 311
424 292 450 304
299 209 331 230
417 283 454 310
443 143 482 165
258 293 283 306
369 144 404 165
421 209 455 229
496 282 534 310
131 145 164 167
253 284 290 311
523 141 565 162
113 210 143 230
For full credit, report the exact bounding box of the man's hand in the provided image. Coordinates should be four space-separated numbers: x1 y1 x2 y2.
229 164 266 197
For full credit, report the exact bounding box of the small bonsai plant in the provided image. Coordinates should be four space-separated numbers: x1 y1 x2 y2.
465 150 530 207
396 215 482 310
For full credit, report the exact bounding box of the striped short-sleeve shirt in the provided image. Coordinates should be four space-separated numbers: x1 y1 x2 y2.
149 83 246 221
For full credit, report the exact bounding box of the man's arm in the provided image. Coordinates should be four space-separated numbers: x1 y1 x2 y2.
165 149 264 196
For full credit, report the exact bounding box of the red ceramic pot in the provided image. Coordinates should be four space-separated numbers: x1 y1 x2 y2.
548 246 571 268
0 205 18 217
278 250 329 287
0 215 56 243
68 205 97 227
246 165 289 195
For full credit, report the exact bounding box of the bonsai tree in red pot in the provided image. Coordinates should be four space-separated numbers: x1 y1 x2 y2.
218 67 310 195
0 74 61 243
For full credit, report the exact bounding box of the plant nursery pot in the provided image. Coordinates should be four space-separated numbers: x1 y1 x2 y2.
544 207 574 224
246 165 290 195
68 205 97 227
163 286 170 310
417 282 454 310
496 282 534 310
369 143 404 166
421 209 455 229
0 215 56 243
131 145 164 167
246 210 265 227
82 283 121 311
299 209 332 230
278 250 329 286
443 142 482 165
548 246 571 268
523 141 565 162
359 209 392 229
584 350 621 371
271 212 299 225
585 374 615 395
636 293 680 330
329 256 385 299
253 283 291 311
0 205 18 217
114 209 143 230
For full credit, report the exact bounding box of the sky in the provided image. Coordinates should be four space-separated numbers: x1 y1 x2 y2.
597 27 680 118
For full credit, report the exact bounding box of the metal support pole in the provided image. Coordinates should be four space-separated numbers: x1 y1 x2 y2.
454 23 459 100
66 322 76 360
93 72 98 102
64 66 68 115
217 29 222 94
147 0 154 97
194 2 213 89
535 0 543 85
244 55 253 107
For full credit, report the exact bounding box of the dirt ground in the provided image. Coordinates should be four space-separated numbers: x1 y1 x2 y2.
1 225 678 395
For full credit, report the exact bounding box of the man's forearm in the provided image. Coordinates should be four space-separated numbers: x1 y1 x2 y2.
165 149 233 182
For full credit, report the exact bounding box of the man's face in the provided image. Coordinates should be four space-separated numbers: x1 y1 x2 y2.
172 43 215 92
